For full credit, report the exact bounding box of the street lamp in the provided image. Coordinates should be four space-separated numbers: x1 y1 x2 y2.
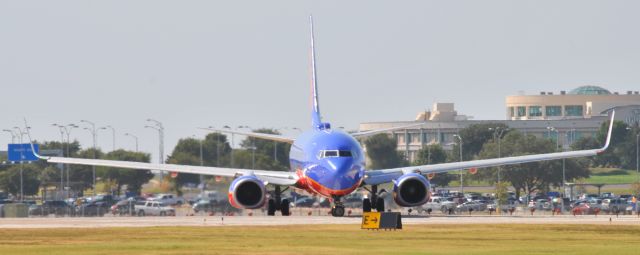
124 133 138 152
547 126 559 149
453 134 463 194
627 127 639 183
81 120 97 195
145 119 164 164
2 129 16 143
238 126 255 169
12 126 29 201
99 125 116 151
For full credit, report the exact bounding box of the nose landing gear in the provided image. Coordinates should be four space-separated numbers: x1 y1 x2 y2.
330 196 345 217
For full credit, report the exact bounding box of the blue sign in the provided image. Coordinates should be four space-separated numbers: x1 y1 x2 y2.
8 144 39 162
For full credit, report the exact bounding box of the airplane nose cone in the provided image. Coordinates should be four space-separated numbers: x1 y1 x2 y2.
307 158 361 192
324 158 353 172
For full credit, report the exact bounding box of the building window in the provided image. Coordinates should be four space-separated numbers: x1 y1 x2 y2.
546 106 562 116
529 106 542 117
565 105 583 116
517 106 526 117
509 107 515 117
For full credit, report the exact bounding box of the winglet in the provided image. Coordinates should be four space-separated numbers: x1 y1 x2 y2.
598 110 615 153
23 118 49 160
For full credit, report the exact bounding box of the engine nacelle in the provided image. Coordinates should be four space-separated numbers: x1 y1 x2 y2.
393 173 430 207
228 176 266 209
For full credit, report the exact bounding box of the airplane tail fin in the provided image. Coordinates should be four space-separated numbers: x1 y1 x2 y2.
309 15 322 129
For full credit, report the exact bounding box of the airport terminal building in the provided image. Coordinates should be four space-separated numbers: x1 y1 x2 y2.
359 86 640 162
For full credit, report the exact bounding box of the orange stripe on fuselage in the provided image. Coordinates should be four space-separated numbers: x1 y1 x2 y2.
305 175 361 197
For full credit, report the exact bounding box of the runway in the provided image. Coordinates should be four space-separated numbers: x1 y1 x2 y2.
1 214 639 228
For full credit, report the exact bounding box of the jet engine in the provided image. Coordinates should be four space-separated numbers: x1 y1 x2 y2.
393 173 430 207
228 176 266 209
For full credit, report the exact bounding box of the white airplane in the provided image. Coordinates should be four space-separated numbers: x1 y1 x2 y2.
27 16 614 217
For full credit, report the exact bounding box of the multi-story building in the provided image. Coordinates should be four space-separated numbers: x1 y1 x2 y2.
359 86 640 163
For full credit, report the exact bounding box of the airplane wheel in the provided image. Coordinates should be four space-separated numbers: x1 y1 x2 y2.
375 197 385 212
267 199 276 216
362 199 372 212
331 206 345 217
281 199 290 216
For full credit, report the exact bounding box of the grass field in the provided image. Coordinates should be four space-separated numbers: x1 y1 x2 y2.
1 224 639 254
587 168 639 185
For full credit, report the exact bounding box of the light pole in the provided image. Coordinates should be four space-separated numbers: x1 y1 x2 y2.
636 133 639 183
2 129 16 143
13 127 28 201
453 134 463 194
99 125 116 151
124 133 138 152
490 127 507 212
52 124 65 195
628 127 639 183
547 126 559 149
146 119 165 180
192 135 205 197
146 119 164 161
239 126 255 169
223 125 235 167
3 129 19 200
53 123 77 198
208 126 221 167
81 120 97 195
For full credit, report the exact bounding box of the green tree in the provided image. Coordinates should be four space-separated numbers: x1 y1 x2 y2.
0 163 42 197
451 123 510 161
364 133 406 169
68 148 104 193
413 144 454 187
240 129 291 171
98 150 153 196
166 138 205 195
478 131 589 198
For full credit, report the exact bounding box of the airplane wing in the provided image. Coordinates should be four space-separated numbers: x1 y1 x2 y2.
39 156 298 186
352 123 424 138
363 111 615 186
200 127 295 143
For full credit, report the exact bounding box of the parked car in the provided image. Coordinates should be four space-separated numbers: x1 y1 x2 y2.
342 195 363 208
293 197 316 207
603 198 633 214
29 200 74 216
137 201 176 216
148 194 184 206
192 200 219 213
111 199 137 215
76 201 109 217
416 196 457 214
535 199 553 210
456 201 487 213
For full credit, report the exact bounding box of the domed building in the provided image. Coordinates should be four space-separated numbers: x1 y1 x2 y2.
505 86 640 120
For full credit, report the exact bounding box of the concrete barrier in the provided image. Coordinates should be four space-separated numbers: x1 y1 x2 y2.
2 203 28 218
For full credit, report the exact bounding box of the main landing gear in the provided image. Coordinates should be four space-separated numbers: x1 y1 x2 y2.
267 186 290 216
331 196 345 217
362 185 385 213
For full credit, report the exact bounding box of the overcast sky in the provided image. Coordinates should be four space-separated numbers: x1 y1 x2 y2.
1 1 639 162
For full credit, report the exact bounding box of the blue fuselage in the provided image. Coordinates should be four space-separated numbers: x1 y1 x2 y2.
289 128 365 198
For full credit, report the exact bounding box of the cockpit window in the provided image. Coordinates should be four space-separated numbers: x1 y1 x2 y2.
318 150 352 158
324 150 338 157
